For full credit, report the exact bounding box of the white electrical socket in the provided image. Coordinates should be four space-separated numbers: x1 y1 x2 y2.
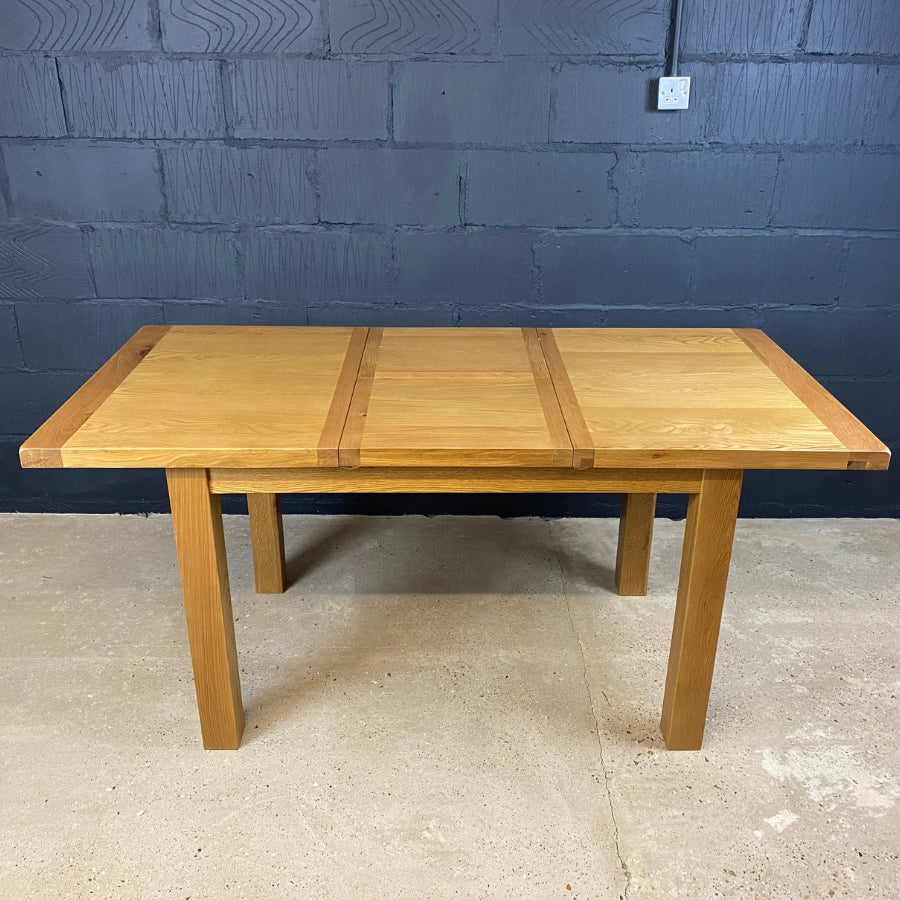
658 76 691 110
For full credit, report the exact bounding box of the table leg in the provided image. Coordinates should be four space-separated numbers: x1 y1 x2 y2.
615 493 656 596
248 493 286 594
660 469 742 750
167 468 244 750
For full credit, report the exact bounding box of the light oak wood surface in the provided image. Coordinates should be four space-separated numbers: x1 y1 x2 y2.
167 468 244 750
550 328 889 470
247 493 287 594
50 326 357 468
316 327 369 467
19 325 170 467
20 326 889 472
615 493 656 596
343 327 573 467
735 329 889 470
660 469 743 750
207 466 704 495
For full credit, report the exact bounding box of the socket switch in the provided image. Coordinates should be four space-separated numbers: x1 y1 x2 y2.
658 76 691 110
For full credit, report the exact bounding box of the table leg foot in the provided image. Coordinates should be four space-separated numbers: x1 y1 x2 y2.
248 493 286 594
615 493 656 596
167 468 244 750
660 470 742 750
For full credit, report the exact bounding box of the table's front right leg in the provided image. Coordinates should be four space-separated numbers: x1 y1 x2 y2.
167 468 244 750
660 469 742 750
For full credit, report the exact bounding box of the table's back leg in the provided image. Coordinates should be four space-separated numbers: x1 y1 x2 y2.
248 493 287 594
615 493 656 595
167 468 244 750
660 469 742 750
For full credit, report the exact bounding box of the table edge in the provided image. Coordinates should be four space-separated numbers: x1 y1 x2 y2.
734 329 890 471
19 325 171 469
18 326 891 473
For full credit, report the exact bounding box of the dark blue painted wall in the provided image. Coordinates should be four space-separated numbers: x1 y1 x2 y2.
1 0 897 516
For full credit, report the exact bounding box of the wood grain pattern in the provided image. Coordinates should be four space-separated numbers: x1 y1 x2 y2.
339 327 384 467
19 325 170 467
166 468 244 750
60 326 357 469
317 327 369 466
20 326 890 473
615 493 656 596
343 328 572 468
536 328 594 469
550 327 879 470
521 327 574 466
247 493 286 594
208 466 705 495
660 469 743 750
735 328 890 470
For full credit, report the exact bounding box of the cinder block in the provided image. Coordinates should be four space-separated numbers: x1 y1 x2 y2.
0 226 94 299
459 305 604 327
552 64 704 145
681 0 804 54
0 306 22 368
392 231 534 303
165 147 316 224
17 301 163 370
245 231 394 303
0 57 66 137
819 379 900 442
466 150 616 227
602 306 760 328
705 63 886 145
499 0 666 55
163 303 262 325
619 152 777 228
842 239 900 307
250 307 311 325
231 60 388 140
308 304 456 326
807 0 900 55
60 59 224 138
5 143 162 222
91 227 240 299
163 302 312 325
773 153 900 229
162 0 322 52
757 309 900 378
691 236 844 305
394 62 550 144
536 234 693 305
0 372 90 433
320 149 462 226
867 75 900 146
330 0 491 53
0 0 153 50
741 466 900 517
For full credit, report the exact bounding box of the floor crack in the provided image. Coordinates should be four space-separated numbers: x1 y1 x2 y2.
547 521 632 899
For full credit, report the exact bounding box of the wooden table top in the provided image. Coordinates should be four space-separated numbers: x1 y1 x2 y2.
20 326 890 471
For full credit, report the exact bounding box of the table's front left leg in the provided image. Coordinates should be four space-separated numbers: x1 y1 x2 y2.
167 468 244 750
660 469 742 750
248 493 286 594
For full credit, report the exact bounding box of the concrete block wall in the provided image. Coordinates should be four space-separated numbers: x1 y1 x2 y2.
0 0 897 515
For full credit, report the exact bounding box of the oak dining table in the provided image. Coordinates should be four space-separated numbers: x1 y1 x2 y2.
19 326 890 751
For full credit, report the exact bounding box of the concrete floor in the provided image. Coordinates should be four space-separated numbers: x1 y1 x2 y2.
0 513 898 899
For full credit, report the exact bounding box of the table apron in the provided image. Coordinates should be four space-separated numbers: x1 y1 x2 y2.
207 467 704 495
